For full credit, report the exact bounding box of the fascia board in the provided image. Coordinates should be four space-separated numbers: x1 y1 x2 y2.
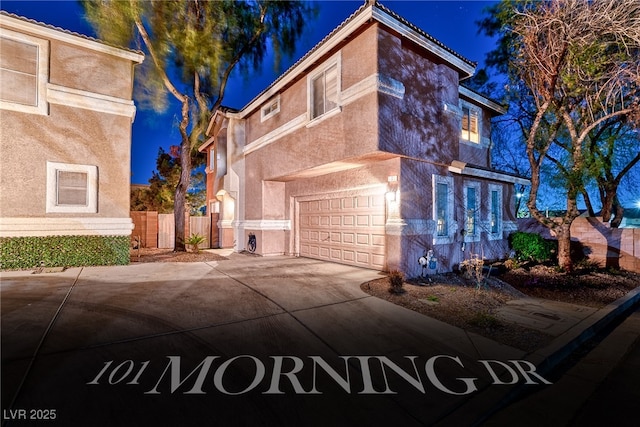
459 86 506 115
0 14 144 63
372 8 475 78
234 8 374 119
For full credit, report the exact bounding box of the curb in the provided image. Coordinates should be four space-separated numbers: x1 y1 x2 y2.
435 286 640 427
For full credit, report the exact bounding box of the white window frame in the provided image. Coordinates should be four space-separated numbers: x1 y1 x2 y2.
0 28 49 115
432 174 454 245
46 162 98 213
488 183 503 240
260 95 280 122
463 181 481 242
307 53 341 123
459 100 481 144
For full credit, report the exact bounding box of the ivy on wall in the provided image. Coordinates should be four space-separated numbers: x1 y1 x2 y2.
0 235 129 270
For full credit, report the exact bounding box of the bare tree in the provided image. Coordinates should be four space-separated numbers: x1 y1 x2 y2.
510 0 640 270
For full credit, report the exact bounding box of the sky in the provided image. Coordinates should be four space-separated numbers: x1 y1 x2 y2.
1 0 499 185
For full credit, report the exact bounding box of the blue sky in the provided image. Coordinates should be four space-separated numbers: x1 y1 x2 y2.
1 0 499 184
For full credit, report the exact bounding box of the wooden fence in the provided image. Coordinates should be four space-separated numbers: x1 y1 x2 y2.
518 218 640 273
130 212 214 250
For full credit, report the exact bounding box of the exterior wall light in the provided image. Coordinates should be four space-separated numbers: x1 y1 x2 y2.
387 175 398 202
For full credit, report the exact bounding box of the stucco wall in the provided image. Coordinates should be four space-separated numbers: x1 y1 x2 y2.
0 15 141 239
49 39 135 100
0 105 132 218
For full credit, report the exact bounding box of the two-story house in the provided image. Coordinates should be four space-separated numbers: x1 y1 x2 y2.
199 1 528 276
0 12 143 268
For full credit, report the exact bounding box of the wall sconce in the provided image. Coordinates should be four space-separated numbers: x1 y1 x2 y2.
386 175 398 202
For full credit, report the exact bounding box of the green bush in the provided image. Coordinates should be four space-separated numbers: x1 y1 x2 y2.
0 235 130 270
509 232 557 262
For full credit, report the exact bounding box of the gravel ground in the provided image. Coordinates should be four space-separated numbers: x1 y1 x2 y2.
129 248 228 263
360 266 640 353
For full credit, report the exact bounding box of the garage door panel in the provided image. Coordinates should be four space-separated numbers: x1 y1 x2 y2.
372 234 385 247
299 195 386 270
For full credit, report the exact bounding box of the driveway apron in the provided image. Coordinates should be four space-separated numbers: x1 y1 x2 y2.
2 255 536 427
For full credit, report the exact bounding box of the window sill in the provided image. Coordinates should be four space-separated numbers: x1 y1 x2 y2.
306 106 342 128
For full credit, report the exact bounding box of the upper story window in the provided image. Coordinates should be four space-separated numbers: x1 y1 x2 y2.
260 96 280 122
46 162 98 213
460 101 480 143
310 61 339 120
0 29 48 115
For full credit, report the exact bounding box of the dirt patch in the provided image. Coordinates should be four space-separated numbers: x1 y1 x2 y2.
129 248 228 263
361 267 640 353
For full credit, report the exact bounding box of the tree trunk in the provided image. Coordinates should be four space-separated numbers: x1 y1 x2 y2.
611 196 624 228
555 223 573 272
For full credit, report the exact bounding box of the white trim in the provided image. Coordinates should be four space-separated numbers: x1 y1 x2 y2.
372 7 475 78
46 162 98 213
463 180 481 242
0 27 49 115
232 9 373 119
308 53 341 121
244 72 404 155
0 217 133 237
385 218 434 236
459 86 505 115
488 183 503 241
244 113 307 155
236 219 291 231
305 106 342 128
0 14 144 63
432 174 455 245
47 83 137 119
459 99 481 145
448 161 531 186
260 95 280 122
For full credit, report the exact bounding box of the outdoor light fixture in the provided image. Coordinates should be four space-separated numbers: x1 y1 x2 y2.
386 175 398 202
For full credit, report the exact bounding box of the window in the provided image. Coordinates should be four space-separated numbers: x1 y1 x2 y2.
432 175 454 244
311 63 338 119
466 186 476 235
260 96 280 122
463 181 481 243
488 184 502 240
460 103 480 143
0 30 48 115
436 183 448 236
46 162 98 213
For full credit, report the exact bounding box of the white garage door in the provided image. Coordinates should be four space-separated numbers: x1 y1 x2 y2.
299 194 386 270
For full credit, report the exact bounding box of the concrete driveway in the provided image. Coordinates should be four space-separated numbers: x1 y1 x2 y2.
2 254 533 426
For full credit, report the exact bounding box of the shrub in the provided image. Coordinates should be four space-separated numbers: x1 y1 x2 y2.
460 253 486 289
388 270 405 294
0 235 129 270
509 232 557 262
185 233 206 253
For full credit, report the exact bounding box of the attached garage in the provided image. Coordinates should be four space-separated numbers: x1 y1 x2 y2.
298 194 386 270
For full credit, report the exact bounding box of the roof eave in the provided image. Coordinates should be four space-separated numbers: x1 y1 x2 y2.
236 1 476 119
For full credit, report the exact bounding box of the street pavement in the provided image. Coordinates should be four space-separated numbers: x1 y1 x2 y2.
1 253 639 426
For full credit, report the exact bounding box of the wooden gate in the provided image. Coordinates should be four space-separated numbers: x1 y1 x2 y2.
158 213 175 249
189 216 211 249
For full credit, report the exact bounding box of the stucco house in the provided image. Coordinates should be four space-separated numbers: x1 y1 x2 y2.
0 12 143 268
200 1 528 277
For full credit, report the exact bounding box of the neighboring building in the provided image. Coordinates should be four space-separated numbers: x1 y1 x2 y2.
200 1 528 276
0 12 143 267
